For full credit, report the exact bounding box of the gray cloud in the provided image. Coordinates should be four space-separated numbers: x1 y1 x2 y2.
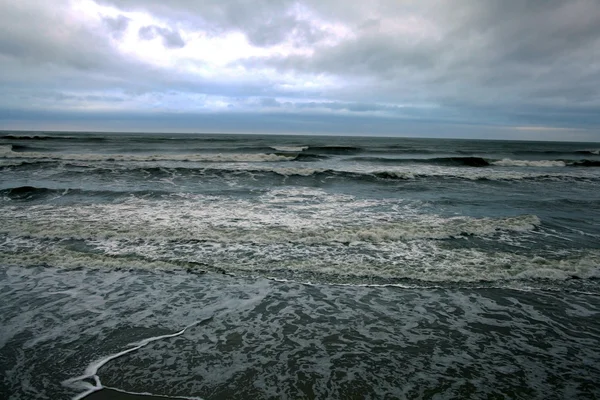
98 0 296 43
1 0 599 139
103 15 130 39
139 25 186 48
0 2 118 71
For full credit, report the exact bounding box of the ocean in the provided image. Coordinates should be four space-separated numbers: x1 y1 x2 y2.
0 131 599 399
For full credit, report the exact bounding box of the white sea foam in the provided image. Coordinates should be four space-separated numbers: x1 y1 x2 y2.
2 263 598 400
62 285 270 400
491 159 567 167
1 236 599 284
65 322 207 400
0 144 13 155
3 191 596 284
365 165 599 181
0 148 294 163
0 194 541 244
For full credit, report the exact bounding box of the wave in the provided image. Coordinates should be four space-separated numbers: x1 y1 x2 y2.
350 156 491 167
570 160 600 167
275 153 328 161
0 185 176 201
352 156 600 168
3 160 598 184
270 145 308 152
1 186 58 200
513 149 600 156
2 229 599 284
0 148 299 163
0 190 543 243
0 144 13 154
576 149 600 155
304 145 363 154
494 159 600 168
0 160 63 171
0 134 106 142
491 159 566 167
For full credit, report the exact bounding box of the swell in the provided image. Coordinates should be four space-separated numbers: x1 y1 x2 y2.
0 134 106 142
4 162 599 184
350 156 491 167
350 156 600 168
0 147 330 163
0 185 174 201
515 149 600 156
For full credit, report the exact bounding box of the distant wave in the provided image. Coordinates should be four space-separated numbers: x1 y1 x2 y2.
276 153 329 161
0 134 105 141
491 159 566 167
350 156 491 167
0 160 61 170
270 145 308 152
570 160 600 167
1 185 57 200
514 149 600 156
0 185 176 201
304 145 363 154
0 148 300 163
351 156 600 168
575 149 600 155
5 163 595 184
493 158 600 168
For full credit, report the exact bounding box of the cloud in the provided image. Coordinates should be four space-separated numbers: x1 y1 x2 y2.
0 0 599 139
0 1 119 70
138 25 186 48
103 15 130 39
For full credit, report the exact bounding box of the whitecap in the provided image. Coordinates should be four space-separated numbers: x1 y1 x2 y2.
270 146 308 152
491 159 566 167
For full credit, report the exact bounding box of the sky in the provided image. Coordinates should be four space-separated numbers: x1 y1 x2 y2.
0 0 599 141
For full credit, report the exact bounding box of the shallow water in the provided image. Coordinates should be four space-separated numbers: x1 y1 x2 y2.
1 266 600 399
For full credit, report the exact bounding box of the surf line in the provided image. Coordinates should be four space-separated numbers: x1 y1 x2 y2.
64 317 212 400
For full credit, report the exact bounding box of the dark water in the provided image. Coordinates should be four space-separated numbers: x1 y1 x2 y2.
0 131 599 399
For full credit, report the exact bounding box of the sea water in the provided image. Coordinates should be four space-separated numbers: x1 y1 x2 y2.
0 132 599 399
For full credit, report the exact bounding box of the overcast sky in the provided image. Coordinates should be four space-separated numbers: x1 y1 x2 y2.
1 0 599 140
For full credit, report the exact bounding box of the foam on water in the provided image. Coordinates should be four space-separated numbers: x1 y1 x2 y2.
1 184 596 284
0 192 541 243
2 265 598 399
1 205 598 284
0 148 295 163
491 159 567 167
0 144 13 155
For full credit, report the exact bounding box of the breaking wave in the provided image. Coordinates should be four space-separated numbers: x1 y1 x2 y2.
3 161 598 184
352 156 600 168
0 148 298 163
491 159 567 167
350 156 491 167
0 134 81 141
270 145 308 152
303 145 363 154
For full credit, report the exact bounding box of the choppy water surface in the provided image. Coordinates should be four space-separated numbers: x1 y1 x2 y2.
1 132 599 399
